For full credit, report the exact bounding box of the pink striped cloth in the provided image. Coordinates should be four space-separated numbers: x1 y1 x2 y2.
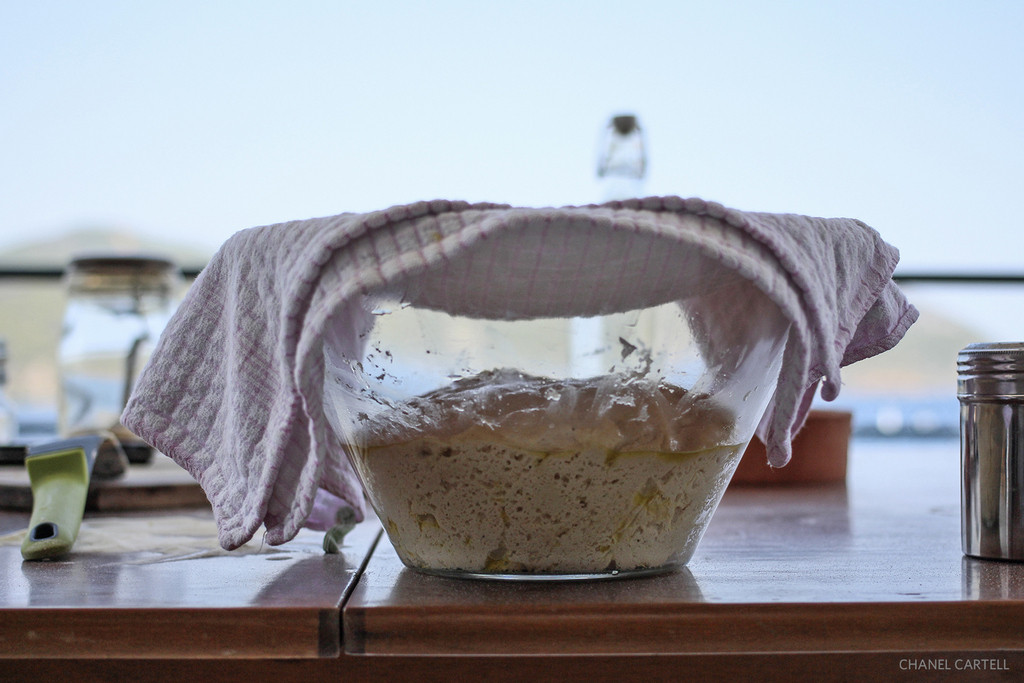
122 197 917 550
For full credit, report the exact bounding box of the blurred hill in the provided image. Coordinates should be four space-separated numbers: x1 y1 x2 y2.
836 304 978 394
0 229 210 410
0 228 213 270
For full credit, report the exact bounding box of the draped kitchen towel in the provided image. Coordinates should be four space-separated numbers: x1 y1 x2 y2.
122 197 918 550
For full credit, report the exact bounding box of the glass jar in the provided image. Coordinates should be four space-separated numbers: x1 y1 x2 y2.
58 255 182 448
0 339 16 443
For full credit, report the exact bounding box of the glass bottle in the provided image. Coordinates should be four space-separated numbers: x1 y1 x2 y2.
584 113 650 368
596 113 647 201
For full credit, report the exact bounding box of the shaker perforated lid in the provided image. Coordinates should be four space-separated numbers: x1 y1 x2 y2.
957 342 1024 398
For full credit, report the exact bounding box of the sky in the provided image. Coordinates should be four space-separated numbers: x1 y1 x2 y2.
1 1 1022 274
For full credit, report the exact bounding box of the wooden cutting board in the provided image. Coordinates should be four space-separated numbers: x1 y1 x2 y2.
0 453 209 512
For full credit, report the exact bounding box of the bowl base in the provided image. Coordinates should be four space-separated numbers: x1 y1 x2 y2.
406 564 680 582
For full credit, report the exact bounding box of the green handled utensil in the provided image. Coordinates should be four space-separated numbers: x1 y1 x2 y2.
20 435 128 561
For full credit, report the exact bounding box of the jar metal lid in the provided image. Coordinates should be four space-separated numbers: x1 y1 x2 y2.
957 342 1024 399
67 254 176 274
64 253 180 296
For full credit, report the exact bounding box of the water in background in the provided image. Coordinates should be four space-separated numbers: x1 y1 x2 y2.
824 392 959 440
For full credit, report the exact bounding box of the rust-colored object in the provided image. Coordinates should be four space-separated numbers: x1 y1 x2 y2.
731 409 852 486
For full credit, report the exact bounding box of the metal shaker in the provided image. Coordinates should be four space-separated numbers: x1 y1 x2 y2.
958 342 1024 560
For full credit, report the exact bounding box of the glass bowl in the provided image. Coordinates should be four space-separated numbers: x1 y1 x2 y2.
324 263 789 580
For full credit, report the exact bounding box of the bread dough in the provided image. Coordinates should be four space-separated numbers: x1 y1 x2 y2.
346 369 742 574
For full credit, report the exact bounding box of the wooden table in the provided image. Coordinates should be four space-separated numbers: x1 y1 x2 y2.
2 438 1024 681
